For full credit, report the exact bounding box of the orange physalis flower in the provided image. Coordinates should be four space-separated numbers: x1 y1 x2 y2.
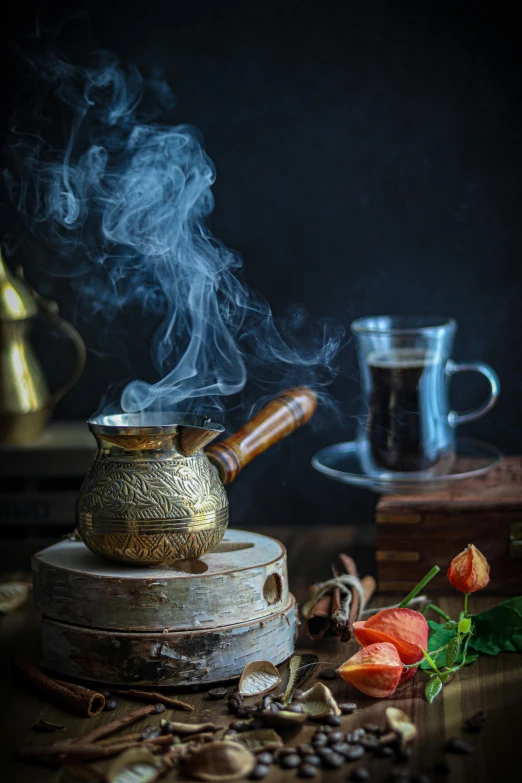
352 607 429 666
337 642 402 698
447 544 490 593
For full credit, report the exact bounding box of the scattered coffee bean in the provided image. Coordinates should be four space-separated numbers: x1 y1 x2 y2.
444 738 473 755
104 699 117 711
360 735 380 751
273 701 285 710
287 703 304 714
141 726 160 740
208 687 227 700
101 690 112 698
433 760 451 775
153 703 166 714
411 775 431 783
304 755 321 767
261 695 272 709
319 668 338 681
331 742 351 756
342 744 364 761
298 744 315 756
250 719 264 730
363 723 382 735
293 689 304 699
339 702 357 715
230 720 248 731
351 728 366 741
474 710 487 722
279 748 298 757
280 754 301 769
250 764 270 780
299 764 318 778
328 731 346 745
323 714 341 727
322 725 334 734
256 752 273 766
228 698 242 714
395 746 412 762
270 702 281 713
350 769 370 782
312 733 328 747
374 745 394 758
236 707 255 718
464 710 487 733
321 752 345 769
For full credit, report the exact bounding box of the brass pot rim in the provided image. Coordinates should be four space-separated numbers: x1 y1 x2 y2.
88 412 224 436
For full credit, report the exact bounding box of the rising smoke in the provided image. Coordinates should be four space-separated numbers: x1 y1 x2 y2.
5 50 343 415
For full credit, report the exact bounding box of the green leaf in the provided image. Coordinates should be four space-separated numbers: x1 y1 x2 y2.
425 676 443 703
446 636 461 667
469 602 522 655
443 621 458 630
423 622 455 670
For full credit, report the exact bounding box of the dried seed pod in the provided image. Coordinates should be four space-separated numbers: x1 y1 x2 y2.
235 729 283 753
238 662 281 698
33 718 66 732
256 709 307 729
183 741 256 781
0 582 29 614
282 653 318 705
385 708 417 747
104 748 162 783
297 683 341 718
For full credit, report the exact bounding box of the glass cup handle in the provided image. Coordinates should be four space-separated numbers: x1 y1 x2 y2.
446 360 500 427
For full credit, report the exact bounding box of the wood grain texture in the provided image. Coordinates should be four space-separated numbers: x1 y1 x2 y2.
1 526 521 783
32 531 289 631
206 387 317 485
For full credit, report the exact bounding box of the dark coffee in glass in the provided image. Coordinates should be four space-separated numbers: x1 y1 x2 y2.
367 349 438 471
351 316 500 478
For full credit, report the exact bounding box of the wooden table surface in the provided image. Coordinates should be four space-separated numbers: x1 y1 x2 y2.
1 526 521 783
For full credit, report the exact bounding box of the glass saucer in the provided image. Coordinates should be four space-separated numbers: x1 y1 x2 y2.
311 438 503 494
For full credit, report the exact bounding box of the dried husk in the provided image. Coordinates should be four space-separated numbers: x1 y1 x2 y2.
282 653 318 705
183 741 256 781
103 749 162 783
297 682 341 718
238 661 281 697
385 707 417 747
0 582 29 614
33 718 66 732
235 728 283 753
256 709 307 729
161 721 218 735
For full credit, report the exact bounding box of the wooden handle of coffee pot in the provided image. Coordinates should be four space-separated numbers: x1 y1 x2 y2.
206 386 317 485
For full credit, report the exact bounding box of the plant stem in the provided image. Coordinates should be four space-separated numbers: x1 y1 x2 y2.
464 593 469 615
399 566 440 608
421 603 451 621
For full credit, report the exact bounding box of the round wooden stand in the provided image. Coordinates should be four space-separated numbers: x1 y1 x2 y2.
32 530 297 687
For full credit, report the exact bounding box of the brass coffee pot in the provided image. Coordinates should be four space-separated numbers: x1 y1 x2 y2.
0 249 86 444
77 387 316 565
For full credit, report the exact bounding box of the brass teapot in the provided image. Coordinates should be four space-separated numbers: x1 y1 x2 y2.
77 387 317 565
0 249 86 444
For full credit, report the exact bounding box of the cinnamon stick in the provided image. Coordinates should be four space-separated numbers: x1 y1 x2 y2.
80 704 160 744
348 575 376 637
18 737 169 762
111 689 193 711
305 592 333 640
12 657 105 717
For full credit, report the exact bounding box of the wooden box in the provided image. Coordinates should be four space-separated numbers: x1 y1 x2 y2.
376 457 522 594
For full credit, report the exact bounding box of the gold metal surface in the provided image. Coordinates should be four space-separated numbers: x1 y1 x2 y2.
0 252 86 444
77 416 230 565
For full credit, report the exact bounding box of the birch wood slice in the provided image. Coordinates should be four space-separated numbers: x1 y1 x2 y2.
40 595 297 687
32 530 289 631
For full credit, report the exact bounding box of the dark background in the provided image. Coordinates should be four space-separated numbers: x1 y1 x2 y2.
4 0 521 528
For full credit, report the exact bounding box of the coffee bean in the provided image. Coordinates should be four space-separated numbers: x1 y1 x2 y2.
273 701 285 710
293 689 304 699
351 728 366 741
433 760 451 775
230 720 248 731
261 696 272 710
101 690 112 698
208 687 227 700
473 710 487 722
279 748 298 757
360 735 379 751
363 723 382 735
250 764 270 780
250 719 264 730
331 742 351 756
304 755 321 767
141 726 160 740
323 714 341 727
153 703 166 714
256 752 273 766
350 769 370 782
287 703 304 714
236 707 255 718
328 731 346 745
444 738 473 755
312 734 328 748
280 754 301 769
342 744 364 761
322 752 345 769
339 702 357 715
319 668 338 681
322 725 334 734
464 717 483 733
104 699 117 711
298 744 315 756
374 745 394 758
299 764 318 778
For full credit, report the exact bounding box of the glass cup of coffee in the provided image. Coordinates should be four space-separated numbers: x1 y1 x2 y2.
351 316 500 478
